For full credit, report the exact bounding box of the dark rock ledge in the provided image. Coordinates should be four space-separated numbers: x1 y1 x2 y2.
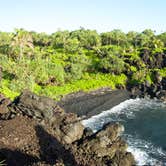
58 88 131 118
0 90 135 166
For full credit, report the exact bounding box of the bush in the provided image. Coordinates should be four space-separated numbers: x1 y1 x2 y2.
0 54 65 93
130 70 153 85
99 55 125 74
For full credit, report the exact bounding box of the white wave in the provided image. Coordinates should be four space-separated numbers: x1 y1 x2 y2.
82 98 139 129
82 98 166 131
81 98 166 165
125 134 166 165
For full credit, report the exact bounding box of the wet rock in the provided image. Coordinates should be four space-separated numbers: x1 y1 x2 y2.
82 127 93 138
130 86 141 98
96 122 124 143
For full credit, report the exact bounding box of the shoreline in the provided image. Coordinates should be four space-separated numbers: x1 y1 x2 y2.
58 80 166 118
58 88 131 118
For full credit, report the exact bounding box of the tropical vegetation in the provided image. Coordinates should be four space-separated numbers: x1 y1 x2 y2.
0 28 166 100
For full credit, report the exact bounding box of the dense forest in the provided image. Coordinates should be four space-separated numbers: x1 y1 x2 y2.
0 28 166 100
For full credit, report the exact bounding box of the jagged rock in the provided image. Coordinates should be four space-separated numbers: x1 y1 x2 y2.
71 123 135 165
156 90 166 102
60 121 84 144
96 122 124 143
0 91 135 165
12 90 64 120
111 151 135 166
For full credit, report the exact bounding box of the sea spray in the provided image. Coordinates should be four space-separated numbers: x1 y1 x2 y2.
82 99 166 165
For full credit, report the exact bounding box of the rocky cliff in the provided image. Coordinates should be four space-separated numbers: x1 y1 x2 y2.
0 91 135 166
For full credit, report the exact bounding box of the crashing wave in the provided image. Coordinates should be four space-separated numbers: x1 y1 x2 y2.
82 98 166 165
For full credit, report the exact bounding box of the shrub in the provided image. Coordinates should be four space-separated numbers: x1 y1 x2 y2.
0 54 65 92
99 55 125 74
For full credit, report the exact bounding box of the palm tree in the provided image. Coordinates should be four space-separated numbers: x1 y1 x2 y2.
11 29 34 59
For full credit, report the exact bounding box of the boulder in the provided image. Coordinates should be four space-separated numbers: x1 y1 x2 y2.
12 90 64 120
71 123 136 165
60 121 84 144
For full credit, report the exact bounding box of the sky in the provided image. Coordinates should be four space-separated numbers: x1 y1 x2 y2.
0 0 165 34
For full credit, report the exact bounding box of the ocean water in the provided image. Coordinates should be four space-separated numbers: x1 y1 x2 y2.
82 98 166 165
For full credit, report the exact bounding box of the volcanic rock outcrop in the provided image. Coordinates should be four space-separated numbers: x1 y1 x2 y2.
0 91 135 166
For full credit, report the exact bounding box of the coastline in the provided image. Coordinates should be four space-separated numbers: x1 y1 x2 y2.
58 88 131 118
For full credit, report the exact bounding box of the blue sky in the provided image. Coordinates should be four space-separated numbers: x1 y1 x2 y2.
0 0 165 33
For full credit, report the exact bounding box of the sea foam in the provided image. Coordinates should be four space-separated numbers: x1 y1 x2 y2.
82 98 166 165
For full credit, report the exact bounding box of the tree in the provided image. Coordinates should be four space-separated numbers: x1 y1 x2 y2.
11 29 34 59
51 30 70 49
126 31 139 47
31 31 52 47
101 29 127 47
99 54 125 74
64 38 81 53
0 32 12 55
70 28 101 49
142 29 155 38
100 32 113 45
157 32 166 46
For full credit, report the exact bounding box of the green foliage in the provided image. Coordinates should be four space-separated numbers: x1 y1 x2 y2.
157 32 166 46
130 70 153 85
0 28 166 101
64 53 90 80
64 38 81 53
0 54 65 93
94 45 125 74
131 70 146 84
70 29 101 49
99 55 125 74
158 68 166 77
38 73 127 100
101 29 127 47
0 79 19 100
